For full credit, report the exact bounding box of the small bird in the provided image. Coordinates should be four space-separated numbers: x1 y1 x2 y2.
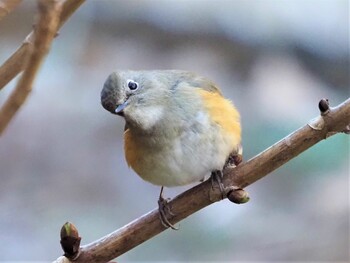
101 70 242 229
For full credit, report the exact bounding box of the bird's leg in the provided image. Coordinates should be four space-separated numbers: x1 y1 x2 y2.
210 170 226 199
158 186 178 230
211 146 244 200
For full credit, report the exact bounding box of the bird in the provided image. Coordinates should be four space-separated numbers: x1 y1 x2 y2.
101 70 242 229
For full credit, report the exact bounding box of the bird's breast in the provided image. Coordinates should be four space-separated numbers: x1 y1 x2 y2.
123 89 241 187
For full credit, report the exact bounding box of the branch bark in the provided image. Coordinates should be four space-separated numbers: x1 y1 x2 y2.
0 0 85 91
53 98 350 263
0 0 22 21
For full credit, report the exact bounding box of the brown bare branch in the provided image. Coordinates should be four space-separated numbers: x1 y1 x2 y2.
52 98 350 263
0 0 62 135
0 0 22 21
0 0 85 91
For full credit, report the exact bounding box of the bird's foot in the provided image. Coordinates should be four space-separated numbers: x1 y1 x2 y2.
210 171 247 202
158 187 178 230
224 145 243 169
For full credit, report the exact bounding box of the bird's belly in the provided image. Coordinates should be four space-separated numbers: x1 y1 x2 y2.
124 126 237 187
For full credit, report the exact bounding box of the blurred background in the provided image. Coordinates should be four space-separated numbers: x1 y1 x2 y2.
0 0 349 262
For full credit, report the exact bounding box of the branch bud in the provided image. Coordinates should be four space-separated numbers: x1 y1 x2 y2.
60 222 81 259
319 98 330 115
227 188 250 204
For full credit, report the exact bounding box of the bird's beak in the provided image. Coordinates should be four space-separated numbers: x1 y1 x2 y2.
115 100 128 116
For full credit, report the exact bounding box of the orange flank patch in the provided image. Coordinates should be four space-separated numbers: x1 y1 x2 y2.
124 129 142 172
196 89 241 147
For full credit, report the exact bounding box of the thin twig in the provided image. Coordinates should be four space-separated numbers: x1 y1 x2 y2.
0 0 22 21
0 0 85 91
0 0 62 135
52 98 350 263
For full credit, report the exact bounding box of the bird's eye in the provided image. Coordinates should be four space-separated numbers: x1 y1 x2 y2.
127 80 139 91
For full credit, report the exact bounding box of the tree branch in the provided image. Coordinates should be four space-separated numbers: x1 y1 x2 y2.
52 98 350 263
0 0 85 91
0 0 86 135
0 0 62 135
0 0 22 21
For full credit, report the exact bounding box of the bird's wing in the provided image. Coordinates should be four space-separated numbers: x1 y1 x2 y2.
173 71 223 96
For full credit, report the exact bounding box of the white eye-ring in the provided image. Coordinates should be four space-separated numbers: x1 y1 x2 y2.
127 79 139 91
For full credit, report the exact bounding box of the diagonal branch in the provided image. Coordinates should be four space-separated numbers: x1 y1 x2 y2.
53 98 350 263
0 0 85 91
227 98 350 188
0 0 62 135
0 0 22 21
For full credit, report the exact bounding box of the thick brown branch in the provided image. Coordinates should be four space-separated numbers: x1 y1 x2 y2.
0 0 22 21
53 98 350 263
0 0 85 91
0 0 62 135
